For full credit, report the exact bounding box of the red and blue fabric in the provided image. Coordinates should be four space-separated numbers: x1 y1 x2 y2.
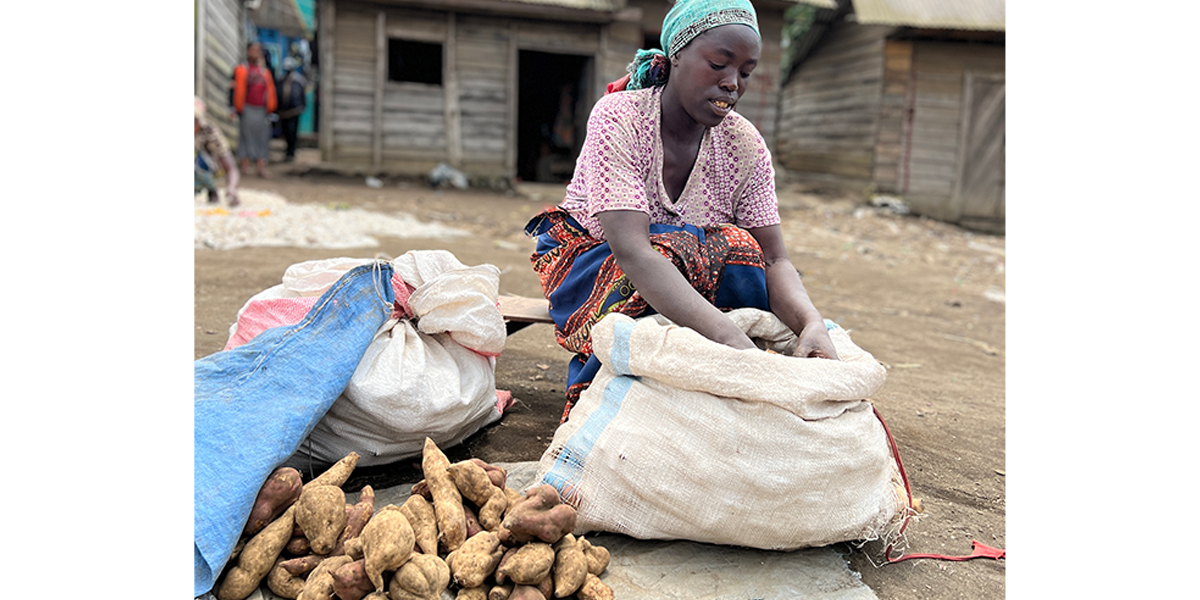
525 207 770 422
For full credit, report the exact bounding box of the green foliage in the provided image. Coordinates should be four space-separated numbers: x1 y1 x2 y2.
780 4 819 79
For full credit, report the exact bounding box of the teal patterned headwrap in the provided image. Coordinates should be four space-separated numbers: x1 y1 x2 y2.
623 0 760 91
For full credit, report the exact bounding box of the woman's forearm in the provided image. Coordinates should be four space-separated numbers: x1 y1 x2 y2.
764 258 824 333
600 211 755 349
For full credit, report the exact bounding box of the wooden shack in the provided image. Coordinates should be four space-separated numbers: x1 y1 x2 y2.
317 0 799 183
777 0 1005 232
195 0 246 142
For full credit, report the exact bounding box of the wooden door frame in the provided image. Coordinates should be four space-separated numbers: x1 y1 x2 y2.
951 70 1005 222
507 44 598 180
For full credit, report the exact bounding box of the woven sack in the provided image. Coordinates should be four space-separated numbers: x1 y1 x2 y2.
535 308 907 550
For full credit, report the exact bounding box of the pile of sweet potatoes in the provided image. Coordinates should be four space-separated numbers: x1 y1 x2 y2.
214 440 614 600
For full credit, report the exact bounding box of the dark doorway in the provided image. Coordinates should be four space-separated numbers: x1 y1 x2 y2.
517 50 591 183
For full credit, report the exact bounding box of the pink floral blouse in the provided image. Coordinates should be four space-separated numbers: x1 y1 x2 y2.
558 86 780 241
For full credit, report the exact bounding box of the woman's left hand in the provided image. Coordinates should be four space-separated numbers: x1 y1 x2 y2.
794 321 840 360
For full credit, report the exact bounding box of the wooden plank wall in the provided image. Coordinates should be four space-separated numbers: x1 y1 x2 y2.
516 19 601 54
383 8 448 168
330 6 378 164
776 22 895 180
904 40 1004 219
734 8 784 152
601 20 642 89
952 71 1005 230
457 15 513 174
872 38 913 193
326 2 607 177
197 0 244 145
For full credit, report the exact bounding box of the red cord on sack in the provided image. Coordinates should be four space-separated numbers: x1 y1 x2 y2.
873 404 1006 564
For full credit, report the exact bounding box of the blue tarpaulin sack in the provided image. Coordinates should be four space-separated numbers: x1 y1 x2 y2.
194 262 395 596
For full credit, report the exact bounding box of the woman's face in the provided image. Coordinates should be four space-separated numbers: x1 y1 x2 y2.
668 24 761 128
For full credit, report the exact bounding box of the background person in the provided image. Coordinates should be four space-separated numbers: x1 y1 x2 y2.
195 97 240 207
232 42 277 178
276 57 307 163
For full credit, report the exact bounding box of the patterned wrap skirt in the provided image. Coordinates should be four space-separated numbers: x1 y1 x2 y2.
525 207 772 422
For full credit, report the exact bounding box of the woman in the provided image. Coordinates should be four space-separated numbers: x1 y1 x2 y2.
232 42 277 178
526 0 839 422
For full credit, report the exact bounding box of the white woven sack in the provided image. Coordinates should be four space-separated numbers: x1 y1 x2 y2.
299 319 503 467
293 250 507 467
535 308 904 550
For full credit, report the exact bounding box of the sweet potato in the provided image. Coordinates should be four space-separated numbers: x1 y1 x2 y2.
267 556 307 599
332 485 376 556
296 555 353 600
488 583 514 600
286 534 311 556
217 505 297 600
228 537 247 565
331 559 375 600
457 587 488 600
343 537 364 560
400 494 438 555
495 542 554 586
360 504 416 592
297 485 348 555
464 505 484 539
576 573 614 600
578 538 610 576
444 531 504 589
280 554 325 576
270 554 325 598
469 458 508 489
306 452 361 489
409 480 432 502
501 488 524 517
448 460 508 532
551 534 587 598
497 485 576 545
422 438 466 552
509 585 547 600
387 553 450 600
536 577 553 600
245 467 303 535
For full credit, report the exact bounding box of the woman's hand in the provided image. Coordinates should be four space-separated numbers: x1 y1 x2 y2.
748 225 840 360
794 320 840 360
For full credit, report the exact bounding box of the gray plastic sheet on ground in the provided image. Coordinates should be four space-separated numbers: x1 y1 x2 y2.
493 462 876 600
205 461 879 600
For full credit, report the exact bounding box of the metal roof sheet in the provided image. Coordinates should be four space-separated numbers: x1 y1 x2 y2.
793 0 840 8
497 0 622 11
851 0 1004 31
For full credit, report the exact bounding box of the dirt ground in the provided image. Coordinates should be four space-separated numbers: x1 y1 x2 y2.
194 157 1005 600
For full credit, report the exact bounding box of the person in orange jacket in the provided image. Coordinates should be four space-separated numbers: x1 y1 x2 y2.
231 42 277 178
